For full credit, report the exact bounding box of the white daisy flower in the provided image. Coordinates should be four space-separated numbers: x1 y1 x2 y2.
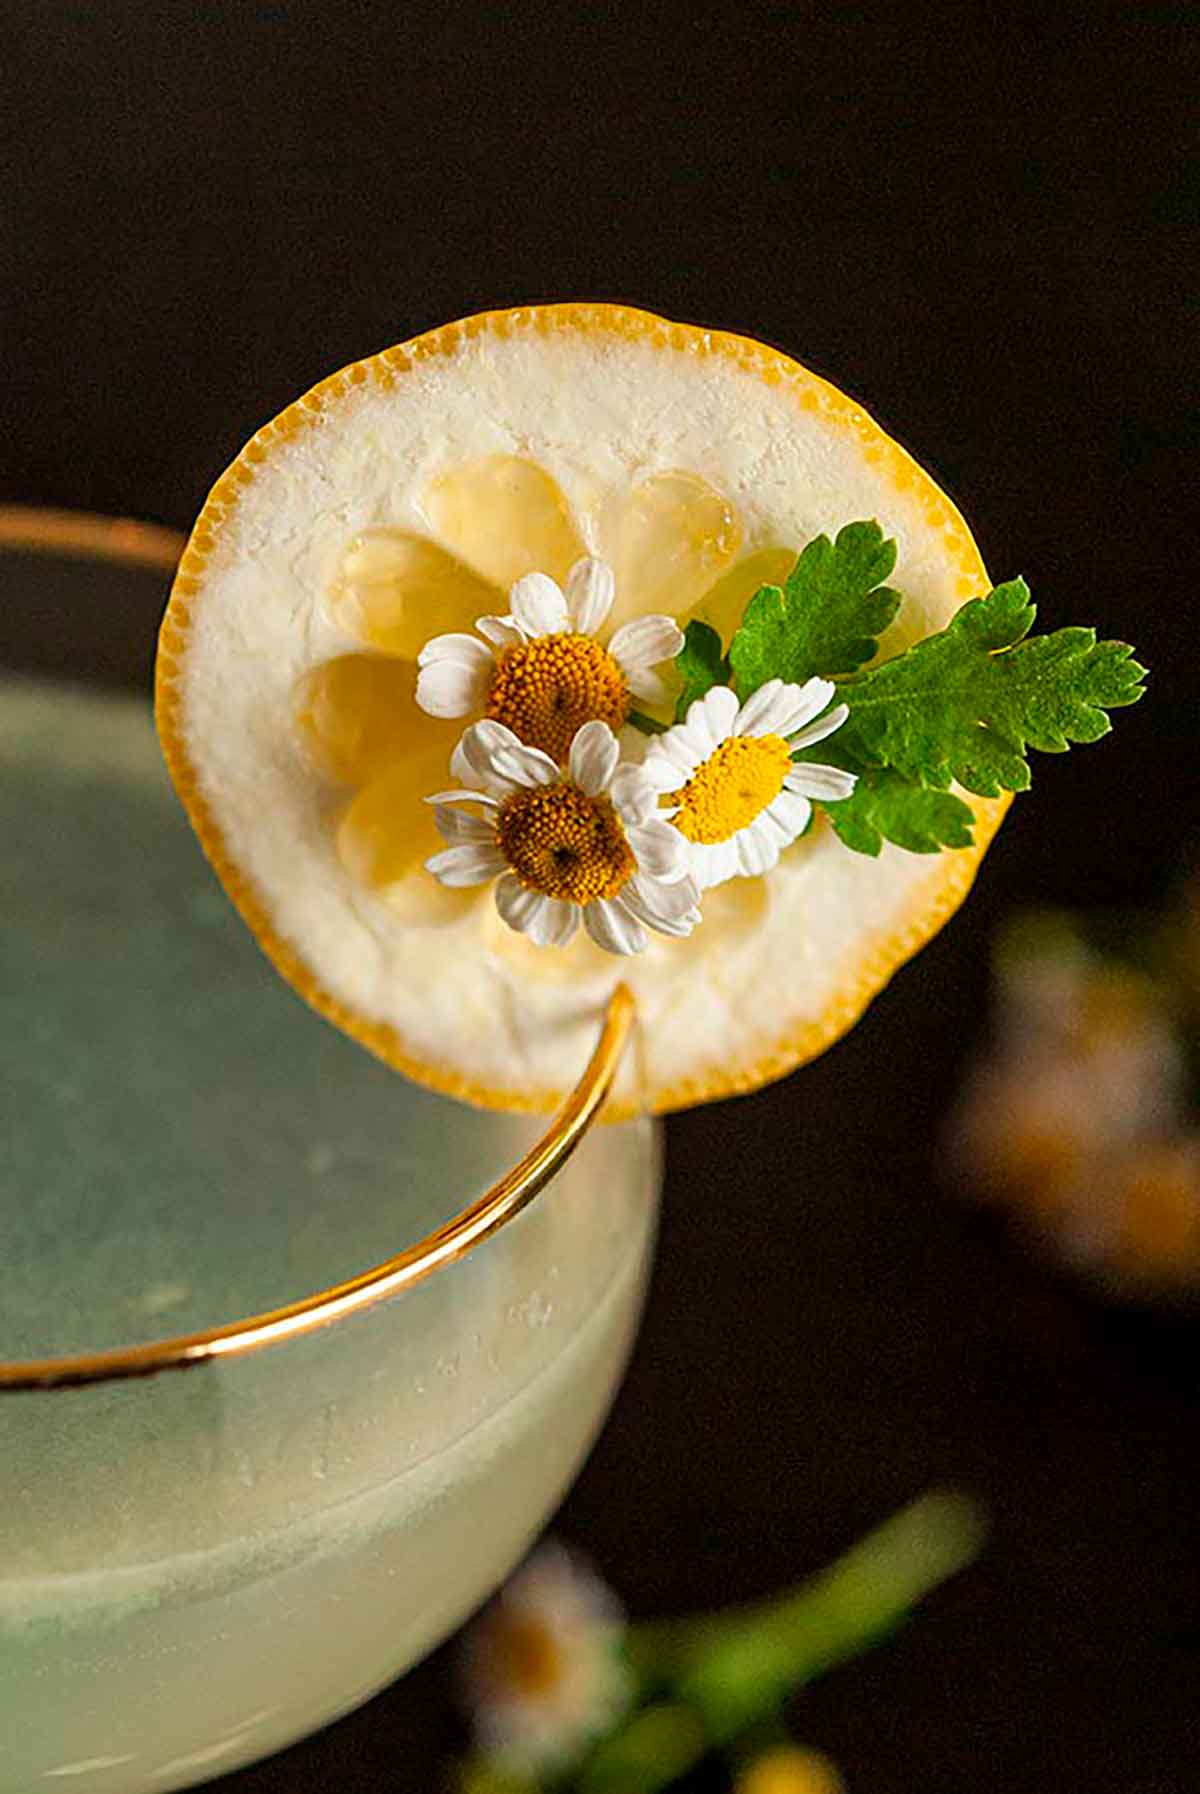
642 678 858 889
425 717 700 954
415 556 684 764
460 1541 632 1777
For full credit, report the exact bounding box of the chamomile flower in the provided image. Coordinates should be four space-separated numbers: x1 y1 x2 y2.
415 557 684 763
642 678 857 889
460 1541 632 1776
425 718 700 954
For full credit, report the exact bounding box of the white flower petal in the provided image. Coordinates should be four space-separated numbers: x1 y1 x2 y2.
415 658 491 719
623 665 676 706
662 734 707 775
494 875 579 947
426 785 499 806
617 884 697 939
626 871 701 923
450 739 490 789
425 843 505 887
569 720 619 796
692 836 740 890
638 751 690 794
686 844 716 889
452 720 525 794
608 614 685 676
784 697 849 751
642 908 701 938
476 614 525 650
757 804 797 844
694 684 739 745
771 675 837 730
785 762 858 802
732 677 788 736
493 873 540 934
535 899 580 947
417 631 494 671
671 709 711 751
565 557 615 636
491 741 561 789
735 819 780 878
671 720 714 761
714 838 741 883
446 735 473 785
584 898 647 956
609 763 660 823
650 717 713 772
623 908 692 940
766 788 813 837
509 571 569 637
735 677 835 741
628 818 689 882
432 805 496 844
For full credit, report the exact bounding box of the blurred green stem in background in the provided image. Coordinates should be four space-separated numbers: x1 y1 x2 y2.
458 1490 986 1794
637 1491 985 1740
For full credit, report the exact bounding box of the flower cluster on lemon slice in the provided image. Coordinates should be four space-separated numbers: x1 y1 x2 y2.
410 546 857 954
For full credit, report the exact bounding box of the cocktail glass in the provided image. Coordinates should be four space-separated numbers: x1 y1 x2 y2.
0 509 659 1792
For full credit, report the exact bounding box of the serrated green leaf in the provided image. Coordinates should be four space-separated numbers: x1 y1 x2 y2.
823 769 977 856
727 520 900 696
836 579 1147 797
674 619 729 719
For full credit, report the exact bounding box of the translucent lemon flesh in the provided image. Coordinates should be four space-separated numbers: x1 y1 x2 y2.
612 471 741 625
423 455 584 590
327 531 499 659
294 655 458 785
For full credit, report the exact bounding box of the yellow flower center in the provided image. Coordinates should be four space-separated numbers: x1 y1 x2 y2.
497 784 636 905
493 1614 566 1698
487 633 628 764
670 734 792 844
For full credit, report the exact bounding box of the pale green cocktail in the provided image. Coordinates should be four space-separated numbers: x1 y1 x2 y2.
0 620 657 1790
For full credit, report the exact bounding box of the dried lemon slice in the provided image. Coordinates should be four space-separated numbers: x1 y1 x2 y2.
156 304 1006 1116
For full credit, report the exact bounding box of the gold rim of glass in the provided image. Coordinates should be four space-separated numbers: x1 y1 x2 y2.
0 505 637 1392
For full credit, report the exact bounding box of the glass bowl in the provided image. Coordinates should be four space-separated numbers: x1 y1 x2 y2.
0 510 660 1792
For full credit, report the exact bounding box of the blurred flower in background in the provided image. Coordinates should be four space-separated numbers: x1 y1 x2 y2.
945 872 1200 1299
452 1492 985 1793
733 1745 845 1794
459 1542 631 1778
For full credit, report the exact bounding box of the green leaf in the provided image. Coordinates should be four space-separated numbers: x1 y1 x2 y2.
727 520 900 696
837 579 1147 797
823 769 978 856
674 620 729 719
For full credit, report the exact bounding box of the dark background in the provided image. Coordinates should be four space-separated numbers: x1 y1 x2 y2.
3 3 1197 1789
